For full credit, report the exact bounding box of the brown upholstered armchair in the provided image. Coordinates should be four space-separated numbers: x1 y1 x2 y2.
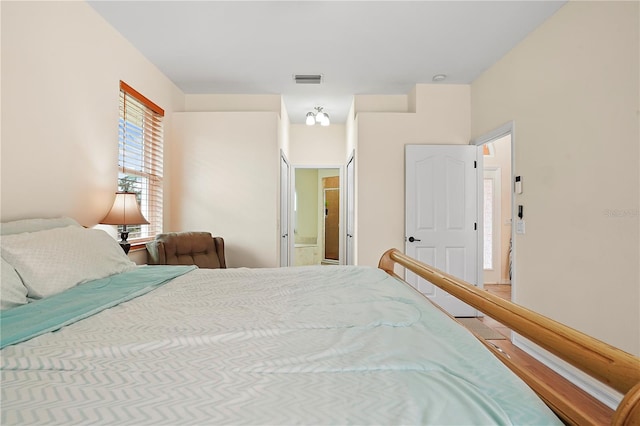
146 232 226 269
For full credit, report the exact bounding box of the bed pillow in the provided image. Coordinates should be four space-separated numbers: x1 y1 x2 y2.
1 217 81 236
1 257 28 309
0 226 137 299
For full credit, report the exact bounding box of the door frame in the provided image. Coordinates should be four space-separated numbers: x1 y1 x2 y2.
345 151 355 265
471 121 515 298
290 164 344 265
279 150 290 267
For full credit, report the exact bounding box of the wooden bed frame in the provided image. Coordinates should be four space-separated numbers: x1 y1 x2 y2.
378 249 640 426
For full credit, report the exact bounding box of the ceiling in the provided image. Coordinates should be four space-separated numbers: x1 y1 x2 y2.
88 1 566 124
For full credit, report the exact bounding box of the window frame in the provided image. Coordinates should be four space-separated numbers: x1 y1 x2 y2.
118 81 164 248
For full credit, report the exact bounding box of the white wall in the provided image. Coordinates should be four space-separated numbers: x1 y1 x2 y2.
355 85 471 267
170 112 280 268
471 1 639 355
1 1 184 227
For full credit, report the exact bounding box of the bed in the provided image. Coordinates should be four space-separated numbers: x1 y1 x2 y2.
1 218 638 425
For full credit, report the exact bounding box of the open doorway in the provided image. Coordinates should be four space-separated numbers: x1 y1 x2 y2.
482 135 512 285
473 123 515 300
292 167 341 266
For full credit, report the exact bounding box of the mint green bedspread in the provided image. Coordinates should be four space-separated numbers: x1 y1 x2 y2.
1 265 561 425
0 265 195 348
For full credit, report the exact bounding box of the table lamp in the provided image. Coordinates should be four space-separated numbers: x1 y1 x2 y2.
101 191 149 253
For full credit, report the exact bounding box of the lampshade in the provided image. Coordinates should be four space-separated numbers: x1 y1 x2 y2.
305 112 315 126
101 192 149 226
319 112 330 126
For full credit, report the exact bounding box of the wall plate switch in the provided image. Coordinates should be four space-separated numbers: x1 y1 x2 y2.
516 219 526 234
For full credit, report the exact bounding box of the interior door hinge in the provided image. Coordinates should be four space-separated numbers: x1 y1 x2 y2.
474 161 477 168
474 222 477 230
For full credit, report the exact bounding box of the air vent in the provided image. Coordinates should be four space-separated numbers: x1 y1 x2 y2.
294 74 323 84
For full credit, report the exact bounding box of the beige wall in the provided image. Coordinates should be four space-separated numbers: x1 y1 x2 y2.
289 124 346 165
472 1 639 355
170 112 280 268
355 85 471 268
184 94 282 114
1 1 184 227
354 95 409 114
294 168 319 244
176 94 288 268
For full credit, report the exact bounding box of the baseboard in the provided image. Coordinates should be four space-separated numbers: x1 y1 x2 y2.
512 334 623 410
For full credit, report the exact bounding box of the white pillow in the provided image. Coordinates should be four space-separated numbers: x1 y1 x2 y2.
0 226 137 299
1 217 81 236
1 257 28 309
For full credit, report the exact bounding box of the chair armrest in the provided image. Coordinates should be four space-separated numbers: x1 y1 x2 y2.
145 240 166 265
213 237 226 268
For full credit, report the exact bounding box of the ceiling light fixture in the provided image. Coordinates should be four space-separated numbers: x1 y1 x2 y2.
432 74 447 82
306 106 330 127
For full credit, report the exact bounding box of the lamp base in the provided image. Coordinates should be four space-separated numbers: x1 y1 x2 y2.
119 231 131 254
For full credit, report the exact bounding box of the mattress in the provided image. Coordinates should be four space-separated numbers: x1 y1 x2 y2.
1 265 561 425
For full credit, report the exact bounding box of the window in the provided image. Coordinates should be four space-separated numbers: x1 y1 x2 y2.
118 81 164 243
483 177 493 270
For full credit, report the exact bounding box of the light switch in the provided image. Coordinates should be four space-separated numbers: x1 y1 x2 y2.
516 219 526 234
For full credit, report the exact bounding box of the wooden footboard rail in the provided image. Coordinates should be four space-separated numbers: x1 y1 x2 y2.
378 248 640 426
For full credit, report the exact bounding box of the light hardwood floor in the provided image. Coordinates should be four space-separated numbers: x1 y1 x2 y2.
481 284 512 338
480 283 614 424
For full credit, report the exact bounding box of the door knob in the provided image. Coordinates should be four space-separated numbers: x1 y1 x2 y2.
408 236 421 242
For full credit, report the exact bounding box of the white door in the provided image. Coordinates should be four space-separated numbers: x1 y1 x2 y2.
279 152 290 267
405 145 478 317
345 152 355 265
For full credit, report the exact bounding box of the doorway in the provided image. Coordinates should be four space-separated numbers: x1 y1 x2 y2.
482 136 512 285
472 123 515 296
292 167 341 266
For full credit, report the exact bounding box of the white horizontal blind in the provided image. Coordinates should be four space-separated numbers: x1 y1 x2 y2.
118 81 164 241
